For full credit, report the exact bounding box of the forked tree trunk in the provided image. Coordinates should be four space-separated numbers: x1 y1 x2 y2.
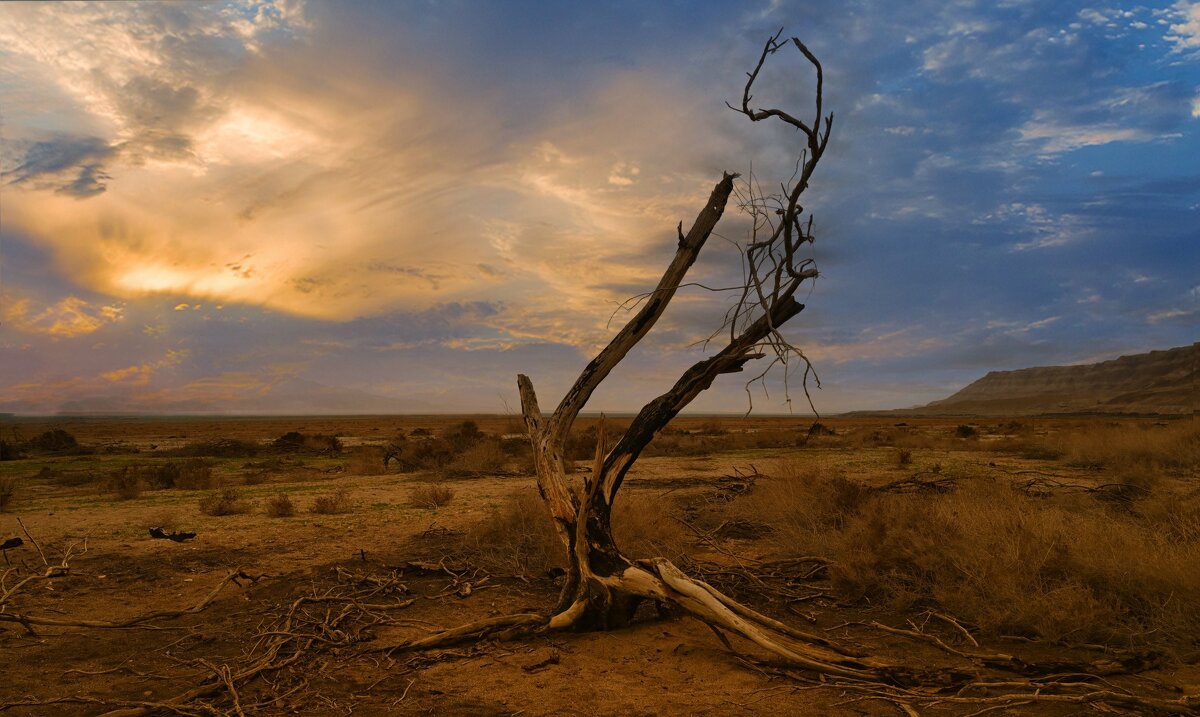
507 33 905 681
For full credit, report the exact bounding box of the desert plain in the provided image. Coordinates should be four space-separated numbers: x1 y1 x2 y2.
1 412 1196 716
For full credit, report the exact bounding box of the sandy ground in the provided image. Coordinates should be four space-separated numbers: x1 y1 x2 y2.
1 415 1194 715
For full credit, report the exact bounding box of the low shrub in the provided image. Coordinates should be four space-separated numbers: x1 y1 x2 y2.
199 488 250 516
273 431 342 454
445 440 507 476
25 429 80 452
612 492 689 563
266 493 297 518
409 483 455 509
385 437 454 472
954 424 978 438
311 488 352 515
444 420 484 451
896 448 913 466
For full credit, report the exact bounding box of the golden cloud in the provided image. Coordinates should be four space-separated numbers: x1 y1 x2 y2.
100 349 189 386
2 294 124 337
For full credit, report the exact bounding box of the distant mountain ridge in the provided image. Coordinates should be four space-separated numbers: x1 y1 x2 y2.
916 344 1197 415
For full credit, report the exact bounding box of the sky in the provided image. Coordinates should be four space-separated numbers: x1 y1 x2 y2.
0 0 1197 415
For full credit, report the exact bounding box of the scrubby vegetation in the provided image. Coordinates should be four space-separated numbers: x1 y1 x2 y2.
199 488 251 516
732 459 1200 650
266 493 297 518
409 483 455 509
0 413 1194 714
311 488 353 515
459 488 690 577
273 431 343 454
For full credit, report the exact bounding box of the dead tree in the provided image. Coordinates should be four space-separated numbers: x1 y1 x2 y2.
371 30 903 682
510 32 898 680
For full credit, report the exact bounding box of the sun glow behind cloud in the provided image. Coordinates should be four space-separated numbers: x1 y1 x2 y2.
1 0 1197 414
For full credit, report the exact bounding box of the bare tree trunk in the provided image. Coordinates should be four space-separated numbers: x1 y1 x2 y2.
510 33 903 679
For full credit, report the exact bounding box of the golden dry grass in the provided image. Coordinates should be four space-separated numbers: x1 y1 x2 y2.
311 487 353 514
409 483 456 509
738 460 1200 648
266 493 297 518
199 488 251 516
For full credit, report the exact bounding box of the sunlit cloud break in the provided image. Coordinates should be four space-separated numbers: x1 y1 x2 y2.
1 0 1197 414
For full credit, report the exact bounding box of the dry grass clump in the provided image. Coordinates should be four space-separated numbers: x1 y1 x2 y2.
989 420 1197 474
199 488 250 516
0 477 17 512
612 492 689 563
266 493 297 518
461 489 561 577
737 463 1200 648
446 440 507 476
1056 420 1198 479
461 489 690 577
311 487 352 515
409 483 455 509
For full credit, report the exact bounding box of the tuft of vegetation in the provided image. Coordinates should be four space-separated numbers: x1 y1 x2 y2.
409 483 455 509
445 440 507 476
199 488 250 516
461 490 560 577
311 488 352 515
461 489 690 578
895 448 913 466
954 424 978 438
612 493 689 564
266 493 297 518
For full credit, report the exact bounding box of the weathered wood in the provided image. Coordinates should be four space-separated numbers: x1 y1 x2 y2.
545 172 739 448
508 31 872 675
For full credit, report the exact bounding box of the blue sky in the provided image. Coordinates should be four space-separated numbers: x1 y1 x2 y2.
0 0 1197 414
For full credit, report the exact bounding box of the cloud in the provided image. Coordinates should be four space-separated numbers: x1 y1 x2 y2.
1166 1 1200 53
2 135 117 197
1 1 1197 414
2 295 124 337
101 349 188 385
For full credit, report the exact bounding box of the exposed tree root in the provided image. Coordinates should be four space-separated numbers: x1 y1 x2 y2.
0 569 260 634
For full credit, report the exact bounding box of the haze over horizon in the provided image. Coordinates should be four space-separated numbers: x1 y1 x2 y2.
2 1 1198 416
